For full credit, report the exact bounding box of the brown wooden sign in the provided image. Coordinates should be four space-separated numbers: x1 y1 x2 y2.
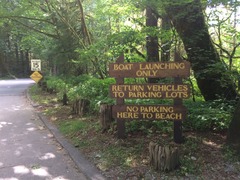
109 61 190 78
110 84 191 99
109 54 191 141
112 105 187 120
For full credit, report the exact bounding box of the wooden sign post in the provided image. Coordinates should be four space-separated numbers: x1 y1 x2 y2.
174 52 184 143
109 54 190 143
115 54 126 138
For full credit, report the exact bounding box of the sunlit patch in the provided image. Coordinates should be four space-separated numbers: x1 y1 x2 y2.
13 165 30 174
39 153 56 160
27 127 36 131
1 139 7 142
0 121 13 128
47 133 54 138
27 144 33 148
1 122 12 125
31 167 50 177
15 147 23 156
15 150 21 156
0 162 3 167
12 105 22 111
52 176 69 180
202 139 221 148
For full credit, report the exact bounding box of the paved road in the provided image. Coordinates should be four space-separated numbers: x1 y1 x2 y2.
0 79 87 180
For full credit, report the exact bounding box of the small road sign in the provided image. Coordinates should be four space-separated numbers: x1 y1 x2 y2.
31 59 41 71
30 71 43 83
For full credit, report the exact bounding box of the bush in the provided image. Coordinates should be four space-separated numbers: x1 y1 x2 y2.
68 77 116 113
184 100 235 132
43 75 235 133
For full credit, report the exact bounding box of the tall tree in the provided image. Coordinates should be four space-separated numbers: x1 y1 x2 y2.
165 0 238 101
227 99 240 145
146 6 159 83
0 52 8 77
160 14 171 62
146 7 159 63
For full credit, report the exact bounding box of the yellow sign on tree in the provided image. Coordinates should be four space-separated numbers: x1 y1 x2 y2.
30 71 43 83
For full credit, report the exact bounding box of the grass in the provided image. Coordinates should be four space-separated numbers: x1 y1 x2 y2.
29 85 58 105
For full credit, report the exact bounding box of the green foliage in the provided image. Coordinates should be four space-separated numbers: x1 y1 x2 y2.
43 75 117 112
68 77 116 112
45 75 115 111
185 100 235 132
125 99 234 134
178 136 202 176
222 145 240 162
126 120 173 136
44 73 236 133
46 77 66 92
59 120 88 136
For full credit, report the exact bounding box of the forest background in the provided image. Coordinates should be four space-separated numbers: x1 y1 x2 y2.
1 0 240 178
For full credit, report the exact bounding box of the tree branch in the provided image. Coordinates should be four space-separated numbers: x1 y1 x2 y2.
0 15 55 25
11 19 58 39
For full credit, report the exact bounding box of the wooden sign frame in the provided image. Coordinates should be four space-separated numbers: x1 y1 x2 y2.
109 53 190 143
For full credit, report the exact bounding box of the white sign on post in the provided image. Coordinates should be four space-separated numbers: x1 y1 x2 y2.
31 59 41 71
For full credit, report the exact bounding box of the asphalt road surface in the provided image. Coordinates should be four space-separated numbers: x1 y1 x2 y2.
0 79 87 180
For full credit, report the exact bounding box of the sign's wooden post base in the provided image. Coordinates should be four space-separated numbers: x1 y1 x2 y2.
174 121 183 144
99 104 113 133
117 119 126 139
149 142 180 171
174 52 184 144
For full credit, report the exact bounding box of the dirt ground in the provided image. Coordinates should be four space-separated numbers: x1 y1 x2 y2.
33 94 240 180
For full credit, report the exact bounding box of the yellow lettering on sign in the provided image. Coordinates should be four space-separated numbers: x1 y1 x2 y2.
126 106 139 112
139 63 185 70
146 84 188 92
113 64 133 70
155 113 182 120
117 112 139 119
166 92 188 98
111 85 144 92
128 92 162 98
136 70 158 77
140 106 173 113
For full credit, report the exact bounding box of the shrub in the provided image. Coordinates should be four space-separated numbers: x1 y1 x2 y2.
184 100 235 132
43 75 235 133
68 77 116 113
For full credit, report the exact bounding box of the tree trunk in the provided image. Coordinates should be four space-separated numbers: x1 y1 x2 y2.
146 6 159 83
25 51 30 76
15 43 20 76
76 0 104 79
62 93 68 106
165 0 237 101
72 99 90 117
161 15 171 62
20 50 24 77
226 100 240 145
0 53 8 77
